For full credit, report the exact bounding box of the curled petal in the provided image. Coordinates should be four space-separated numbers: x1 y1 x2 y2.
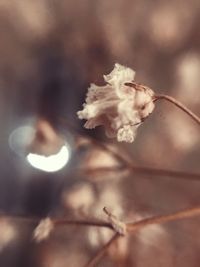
117 125 139 143
104 63 135 89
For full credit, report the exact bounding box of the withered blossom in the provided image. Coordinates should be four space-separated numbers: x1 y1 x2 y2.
77 63 155 142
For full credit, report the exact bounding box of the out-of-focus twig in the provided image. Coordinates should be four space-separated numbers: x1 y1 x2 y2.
80 166 127 177
84 233 120 267
2 206 200 266
132 166 200 181
81 166 200 181
3 206 200 234
0 214 113 230
127 206 200 232
60 118 200 182
54 218 113 229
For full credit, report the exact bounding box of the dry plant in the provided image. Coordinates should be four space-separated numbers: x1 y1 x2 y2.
1 63 200 267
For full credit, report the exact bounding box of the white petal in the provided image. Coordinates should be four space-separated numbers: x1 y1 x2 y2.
85 84 109 104
140 101 155 118
117 99 141 124
104 63 135 89
77 104 98 119
117 125 138 143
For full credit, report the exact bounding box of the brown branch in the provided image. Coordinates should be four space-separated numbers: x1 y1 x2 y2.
154 94 200 126
127 206 200 232
0 214 113 230
89 139 200 182
81 166 125 174
84 233 120 267
60 117 200 182
3 206 200 267
54 219 113 230
4 206 200 235
131 166 200 181
81 166 200 182
80 166 128 180
82 206 200 266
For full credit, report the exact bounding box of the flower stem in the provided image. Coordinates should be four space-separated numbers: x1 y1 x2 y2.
154 94 200 126
127 206 200 232
84 233 120 267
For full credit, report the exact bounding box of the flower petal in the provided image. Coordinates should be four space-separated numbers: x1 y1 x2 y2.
104 63 135 89
117 125 138 143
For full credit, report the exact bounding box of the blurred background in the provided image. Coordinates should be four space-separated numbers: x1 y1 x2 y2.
0 0 200 266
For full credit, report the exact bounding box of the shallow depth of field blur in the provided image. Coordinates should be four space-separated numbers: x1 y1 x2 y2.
0 0 200 266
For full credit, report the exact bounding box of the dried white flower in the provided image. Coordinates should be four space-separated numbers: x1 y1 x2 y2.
77 63 155 142
33 218 54 242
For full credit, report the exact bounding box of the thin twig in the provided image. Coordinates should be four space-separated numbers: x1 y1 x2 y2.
4 206 200 234
83 138 200 182
54 219 113 230
154 94 200 126
87 141 200 182
82 206 200 266
0 214 113 230
81 166 200 181
131 166 200 181
84 233 120 267
60 117 200 182
2 206 200 267
127 206 200 232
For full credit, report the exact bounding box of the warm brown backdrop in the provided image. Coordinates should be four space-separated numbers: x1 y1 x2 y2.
0 0 200 266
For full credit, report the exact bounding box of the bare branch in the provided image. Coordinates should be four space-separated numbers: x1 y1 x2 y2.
127 206 200 232
0 215 113 230
4 206 200 236
131 166 200 181
84 233 120 267
81 166 200 182
54 219 113 230
60 117 200 182
2 206 200 267
87 142 200 182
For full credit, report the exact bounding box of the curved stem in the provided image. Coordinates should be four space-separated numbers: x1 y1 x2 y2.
154 94 200 126
0 214 113 230
60 117 200 182
127 206 200 232
54 219 113 230
84 233 120 267
81 166 200 182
